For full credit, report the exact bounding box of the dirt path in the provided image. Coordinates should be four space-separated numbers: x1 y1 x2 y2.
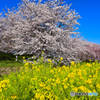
0 66 23 78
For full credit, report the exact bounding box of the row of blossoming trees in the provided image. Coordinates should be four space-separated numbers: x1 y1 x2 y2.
0 0 100 66
78 42 100 62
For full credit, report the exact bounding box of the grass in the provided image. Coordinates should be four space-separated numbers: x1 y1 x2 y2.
0 53 100 100
0 60 24 79
0 60 24 68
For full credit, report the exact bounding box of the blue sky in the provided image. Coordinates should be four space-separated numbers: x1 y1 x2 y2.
0 0 100 45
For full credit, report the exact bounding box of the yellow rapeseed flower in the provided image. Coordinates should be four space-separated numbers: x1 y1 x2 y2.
46 85 51 90
89 75 92 78
95 60 98 62
1 84 6 88
50 69 54 74
25 66 28 69
64 99 68 100
60 57 63 61
93 89 97 92
41 76 43 78
0 88 2 92
4 87 7 90
31 98 35 100
50 69 54 73
67 83 69 86
71 61 75 65
98 67 100 70
89 85 93 88
87 89 92 93
53 83 56 87
44 77 46 79
78 71 81 76
63 78 68 82
40 95 45 100
34 61 36 63
61 71 63 74
70 79 74 84
41 57 44 61
48 59 52 63
20 66 23 70
49 92 53 98
68 73 75 78
42 51 44 54
2 79 10 84
74 65 77 67
79 76 83 79
70 85 74 88
36 68 40 72
44 91 48 95
91 70 94 73
56 78 61 84
25 62 29 66
52 78 55 82
51 82 54 86
65 77 68 81
64 85 68 89
62 65 66 69
54 75 57 78
55 96 59 100
93 74 97 78
60 88 63 91
35 93 40 99
30 85 34 89
39 83 44 87
30 62 32 64
86 79 92 84
62 82 65 86
33 55 35 57
31 78 35 81
22 72 24 74
73 87 78 92
21 77 25 80
37 89 41 92
2 79 8 83
23 57 25 59
89 59 91 62
86 63 92 67
8 84 11 87
78 86 86 92
92 62 95 65
96 70 98 74
58 68 61 72
11 95 17 99
18 74 20 77
96 83 100 88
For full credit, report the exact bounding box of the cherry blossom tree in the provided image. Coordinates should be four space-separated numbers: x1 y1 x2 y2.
77 42 100 62
0 0 91 66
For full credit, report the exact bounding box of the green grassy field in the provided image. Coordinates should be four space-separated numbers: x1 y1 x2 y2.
0 60 24 79
0 60 24 68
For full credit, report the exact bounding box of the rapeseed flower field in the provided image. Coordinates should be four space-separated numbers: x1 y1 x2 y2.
0 53 100 100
